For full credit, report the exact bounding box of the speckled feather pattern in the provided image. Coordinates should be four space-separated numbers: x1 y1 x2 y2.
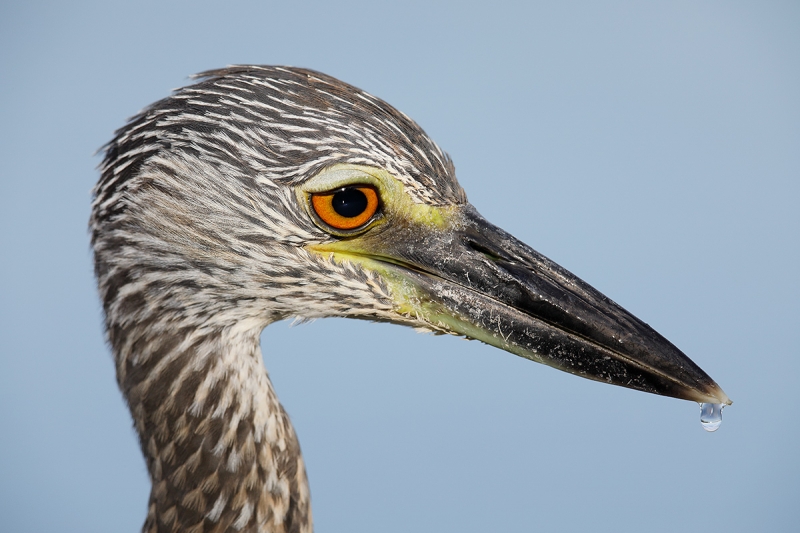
91 66 465 533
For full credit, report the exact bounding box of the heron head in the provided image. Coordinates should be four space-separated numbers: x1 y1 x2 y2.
92 66 730 406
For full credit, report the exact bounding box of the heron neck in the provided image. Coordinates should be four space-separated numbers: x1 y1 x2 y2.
115 323 312 533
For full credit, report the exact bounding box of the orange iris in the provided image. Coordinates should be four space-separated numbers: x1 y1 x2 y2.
310 186 380 230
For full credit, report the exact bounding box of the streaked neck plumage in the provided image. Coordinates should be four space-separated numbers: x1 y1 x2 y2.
111 313 311 533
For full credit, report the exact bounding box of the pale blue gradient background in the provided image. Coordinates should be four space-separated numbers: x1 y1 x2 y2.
1 1 798 531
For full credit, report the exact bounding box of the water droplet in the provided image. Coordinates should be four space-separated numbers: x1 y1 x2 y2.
699 402 724 432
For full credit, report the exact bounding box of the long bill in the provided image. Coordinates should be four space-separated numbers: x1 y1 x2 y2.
316 204 731 405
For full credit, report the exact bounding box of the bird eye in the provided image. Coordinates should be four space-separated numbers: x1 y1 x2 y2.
310 185 380 231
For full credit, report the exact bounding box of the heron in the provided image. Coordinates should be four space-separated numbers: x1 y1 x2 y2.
91 66 730 533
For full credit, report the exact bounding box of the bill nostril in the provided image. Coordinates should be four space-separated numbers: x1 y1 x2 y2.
466 239 507 262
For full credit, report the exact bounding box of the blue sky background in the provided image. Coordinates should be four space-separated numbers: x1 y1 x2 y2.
1 1 798 531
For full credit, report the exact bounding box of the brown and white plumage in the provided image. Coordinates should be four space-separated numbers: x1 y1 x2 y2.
91 66 730 533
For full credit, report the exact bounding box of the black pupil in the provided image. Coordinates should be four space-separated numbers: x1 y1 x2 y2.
331 188 368 218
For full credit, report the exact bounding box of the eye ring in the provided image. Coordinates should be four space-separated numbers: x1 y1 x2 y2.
310 185 380 231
